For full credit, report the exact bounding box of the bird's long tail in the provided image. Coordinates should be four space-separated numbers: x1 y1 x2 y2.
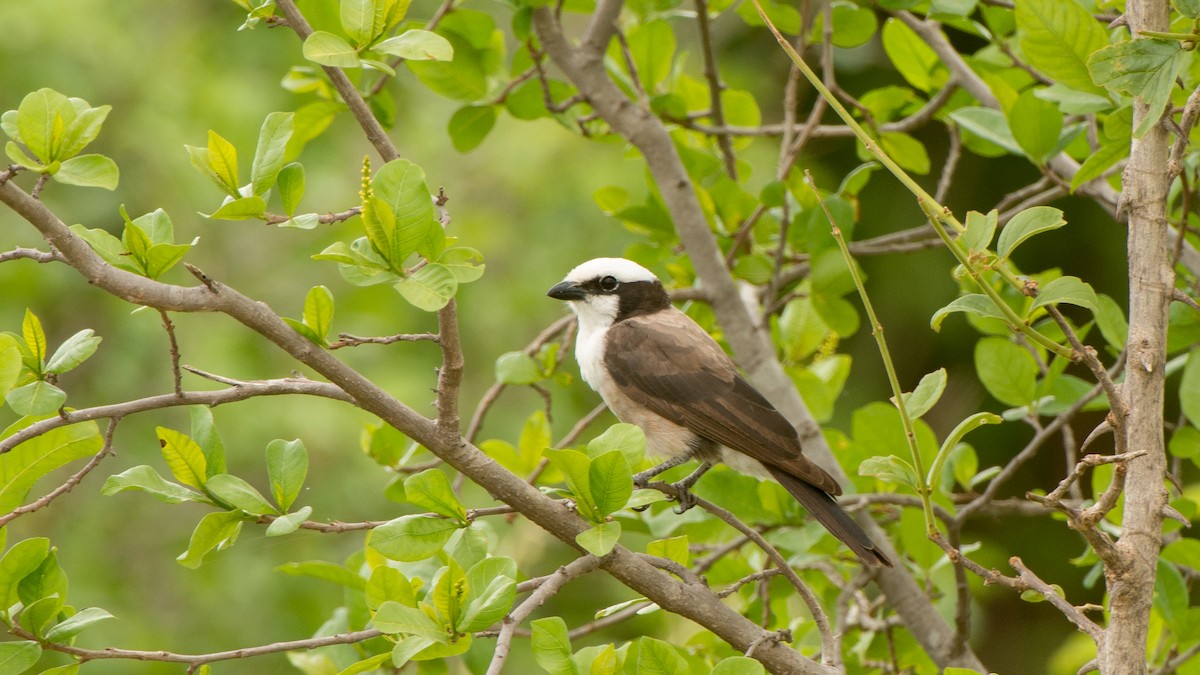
765 465 893 567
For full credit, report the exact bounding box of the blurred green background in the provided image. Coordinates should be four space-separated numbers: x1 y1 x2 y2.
0 0 1133 672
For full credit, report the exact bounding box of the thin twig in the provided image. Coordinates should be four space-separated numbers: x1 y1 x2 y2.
465 314 575 443
159 310 183 396
645 481 838 662
0 379 352 455
0 247 65 264
329 332 440 349
485 555 602 675
10 624 383 668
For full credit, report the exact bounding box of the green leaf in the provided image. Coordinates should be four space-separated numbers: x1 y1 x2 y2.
879 131 930 175
206 195 268 220
636 636 688 675
206 130 239 195
367 565 417 610
997 206 1066 259
930 293 1009 331
437 247 485 283
576 521 621 556
949 107 1022 155
1176 0 1200 18
811 1 878 48
266 438 308 512
375 29 454 61
647 535 689 567
369 159 439 265
588 450 632 517
404 468 467 521
1095 293 1128 349
961 209 998 252
395 263 457 311
901 368 947 418
531 617 576 675
53 154 119 189
1089 39 1188 137
15 88 71 161
448 105 497 153
372 601 448 640
303 30 362 68
101 465 208 504
206 474 276 515
157 427 208 489
277 162 305 216
44 607 114 642
495 351 542 385
586 423 646 469
190 405 226 477
58 102 111 159
1030 275 1098 313
1008 89 1063 164
1015 0 1109 95
337 653 393 675
0 538 50 609
70 225 138 273
250 112 294 196
371 514 461 561
341 0 386 47
276 560 366 590
0 641 41 674
858 455 918 489
5 380 67 416
17 546 66 609
881 18 942 92
144 242 192 279
975 337 1038 408
1180 351 1200 428
4 141 43 171
0 334 22 402
301 286 334 345
22 595 63 639
177 510 245 568
21 309 46 364
391 635 438 668
265 505 313 537
545 448 597 520
458 574 517 632
1070 139 1128 191
712 657 767 675
0 420 101 513
625 21 675 89
928 413 1002 489
45 329 101 374
1161 538 1200 571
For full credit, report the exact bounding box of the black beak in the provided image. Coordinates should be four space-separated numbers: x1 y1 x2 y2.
547 281 586 301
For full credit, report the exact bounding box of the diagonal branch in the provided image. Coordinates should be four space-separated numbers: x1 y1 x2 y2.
0 166 831 675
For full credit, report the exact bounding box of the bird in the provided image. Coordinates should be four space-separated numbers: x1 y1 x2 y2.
547 257 892 566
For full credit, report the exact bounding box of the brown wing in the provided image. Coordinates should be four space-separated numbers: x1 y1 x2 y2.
604 309 842 496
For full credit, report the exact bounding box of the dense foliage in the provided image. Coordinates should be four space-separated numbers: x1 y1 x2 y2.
0 0 1197 672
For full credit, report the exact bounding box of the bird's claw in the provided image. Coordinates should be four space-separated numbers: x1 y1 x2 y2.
670 483 698 514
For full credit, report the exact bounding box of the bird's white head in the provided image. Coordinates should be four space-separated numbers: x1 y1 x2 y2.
546 257 666 329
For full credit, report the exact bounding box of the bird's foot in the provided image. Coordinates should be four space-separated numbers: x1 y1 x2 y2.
670 483 698 514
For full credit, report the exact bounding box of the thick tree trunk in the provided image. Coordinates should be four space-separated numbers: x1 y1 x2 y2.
1102 0 1173 670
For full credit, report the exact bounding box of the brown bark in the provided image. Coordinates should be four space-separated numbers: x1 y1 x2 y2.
1102 0 1174 668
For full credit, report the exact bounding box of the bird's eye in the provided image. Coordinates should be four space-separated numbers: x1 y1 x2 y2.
599 275 619 292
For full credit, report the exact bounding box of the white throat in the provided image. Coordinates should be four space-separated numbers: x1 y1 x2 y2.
566 295 619 389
